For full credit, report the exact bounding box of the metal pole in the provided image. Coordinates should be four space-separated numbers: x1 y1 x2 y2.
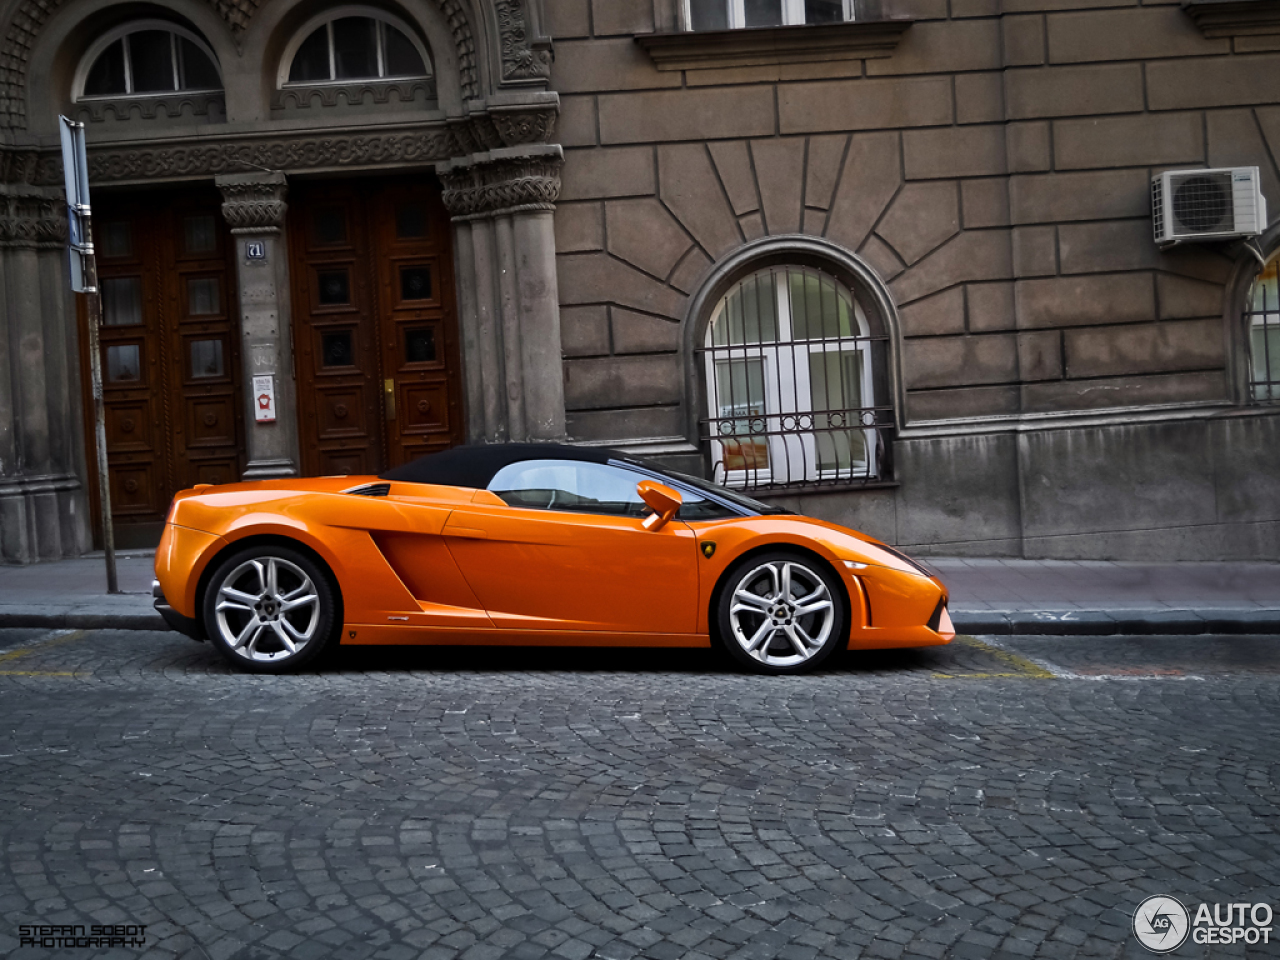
58 115 116 593
80 213 118 595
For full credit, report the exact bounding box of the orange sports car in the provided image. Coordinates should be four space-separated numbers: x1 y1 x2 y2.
152 443 953 675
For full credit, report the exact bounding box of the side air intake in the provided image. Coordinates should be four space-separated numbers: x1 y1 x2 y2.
343 483 391 497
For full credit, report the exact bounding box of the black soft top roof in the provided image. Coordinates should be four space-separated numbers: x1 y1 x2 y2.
378 443 642 490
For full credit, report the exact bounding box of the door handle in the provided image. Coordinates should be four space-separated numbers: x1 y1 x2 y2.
384 379 396 420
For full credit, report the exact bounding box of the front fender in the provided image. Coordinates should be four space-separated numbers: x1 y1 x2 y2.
687 519 856 635
686 516 949 645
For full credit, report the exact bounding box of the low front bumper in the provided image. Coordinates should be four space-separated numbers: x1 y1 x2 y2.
152 579 205 642
847 565 955 649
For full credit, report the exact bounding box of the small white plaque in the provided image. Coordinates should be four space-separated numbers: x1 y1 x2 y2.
253 375 276 423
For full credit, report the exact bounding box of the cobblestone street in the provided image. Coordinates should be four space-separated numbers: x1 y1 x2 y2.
1 629 1277 960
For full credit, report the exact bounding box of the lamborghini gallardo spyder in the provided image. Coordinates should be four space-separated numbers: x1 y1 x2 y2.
152 443 954 674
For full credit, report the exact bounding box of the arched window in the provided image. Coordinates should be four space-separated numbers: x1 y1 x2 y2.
1248 255 1279 402
700 265 888 490
282 11 431 85
77 22 221 98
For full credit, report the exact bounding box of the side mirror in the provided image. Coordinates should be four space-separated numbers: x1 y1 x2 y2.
637 480 682 531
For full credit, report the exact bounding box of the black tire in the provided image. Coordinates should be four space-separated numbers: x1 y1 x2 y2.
201 544 339 674
714 551 848 675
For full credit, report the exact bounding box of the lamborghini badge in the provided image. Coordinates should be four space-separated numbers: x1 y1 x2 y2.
701 541 716 559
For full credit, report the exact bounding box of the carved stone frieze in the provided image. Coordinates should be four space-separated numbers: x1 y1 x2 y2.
272 80 437 111
4 149 64 189
439 148 562 219
88 130 457 183
217 171 287 234
3 105 556 192
495 0 553 82
490 108 557 147
448 105 556 154
447 116 500 153
1 112 557 193
75 93 226 124
0 189 67 248
0 145 43 185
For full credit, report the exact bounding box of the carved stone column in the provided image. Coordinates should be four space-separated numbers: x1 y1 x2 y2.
0 178 91 562
440 144 566 442
216 172 300 479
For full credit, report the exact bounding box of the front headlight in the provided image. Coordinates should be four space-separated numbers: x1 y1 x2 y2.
844 541 931 577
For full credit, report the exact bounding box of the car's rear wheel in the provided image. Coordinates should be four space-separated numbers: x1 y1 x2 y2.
202 544 338 673
715 552 847 675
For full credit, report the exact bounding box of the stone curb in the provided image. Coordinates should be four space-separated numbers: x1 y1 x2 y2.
3 608 1280 636
0 610 168 631
952 610 1280 636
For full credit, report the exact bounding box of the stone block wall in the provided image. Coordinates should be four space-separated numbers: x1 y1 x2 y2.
544 0 1280 558
546 0 1280 435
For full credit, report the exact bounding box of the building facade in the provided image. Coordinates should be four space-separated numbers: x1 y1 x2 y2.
1 0 1279 563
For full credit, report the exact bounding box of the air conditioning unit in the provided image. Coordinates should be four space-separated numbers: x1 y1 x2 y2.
1152 167 1267 246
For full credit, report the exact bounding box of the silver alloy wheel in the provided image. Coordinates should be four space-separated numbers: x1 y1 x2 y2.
727 559 836 668
213 557 320 663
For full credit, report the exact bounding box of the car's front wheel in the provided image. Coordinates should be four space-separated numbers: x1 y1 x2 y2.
202 544 338 673
715 552 847 675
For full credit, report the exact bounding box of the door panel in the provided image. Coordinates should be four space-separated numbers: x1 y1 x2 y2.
376 184 461 466
291 177 463 477
441 507 701 634
169 201 242 493
80 189 244 541
291 189 384 476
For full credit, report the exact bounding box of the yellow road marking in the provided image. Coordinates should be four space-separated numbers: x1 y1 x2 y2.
932 635 1056 680
0 671 83 677
0 629 87 665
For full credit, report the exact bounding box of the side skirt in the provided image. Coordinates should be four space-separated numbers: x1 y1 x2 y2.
341 625 712 648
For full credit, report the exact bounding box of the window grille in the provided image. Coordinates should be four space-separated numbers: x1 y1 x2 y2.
697 265 892 492
1248 256 1280 403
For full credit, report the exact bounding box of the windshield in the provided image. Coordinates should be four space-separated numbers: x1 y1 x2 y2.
660 469 791 515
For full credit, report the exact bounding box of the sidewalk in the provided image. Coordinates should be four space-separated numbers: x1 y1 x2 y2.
0 551 159 630
0 551 1277 636
930 558 1280 636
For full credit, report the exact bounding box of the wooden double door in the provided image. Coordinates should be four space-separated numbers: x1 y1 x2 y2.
80 188 244 544
289 177 464 477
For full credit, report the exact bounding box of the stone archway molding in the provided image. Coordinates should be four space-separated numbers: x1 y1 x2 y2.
1221 223 1280 404
0 0 549 129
